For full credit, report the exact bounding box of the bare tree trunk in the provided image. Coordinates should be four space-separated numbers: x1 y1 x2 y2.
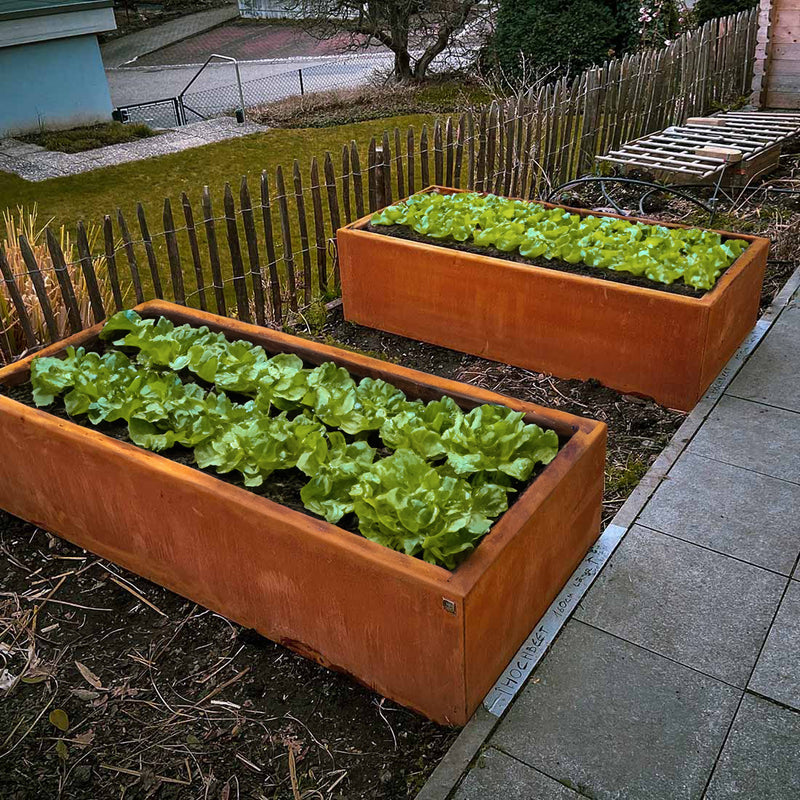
394 48 414 81
412 0 476 81
389 13 413 81
294 0 478 83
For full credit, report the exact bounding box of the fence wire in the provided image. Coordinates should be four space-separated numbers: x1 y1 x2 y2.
118 57 392 127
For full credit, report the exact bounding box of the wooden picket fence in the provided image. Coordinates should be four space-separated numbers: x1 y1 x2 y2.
0 9 758 364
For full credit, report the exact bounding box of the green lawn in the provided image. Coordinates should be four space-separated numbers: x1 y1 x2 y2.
19 121 156 154
1 114 440 313
1 113 436 232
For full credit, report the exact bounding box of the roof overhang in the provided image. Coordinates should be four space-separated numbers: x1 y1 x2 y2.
0 1 115 48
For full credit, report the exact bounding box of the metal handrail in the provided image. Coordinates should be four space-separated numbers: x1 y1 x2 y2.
178 54 246 123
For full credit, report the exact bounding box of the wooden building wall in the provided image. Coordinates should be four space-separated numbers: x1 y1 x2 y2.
752 0 800 108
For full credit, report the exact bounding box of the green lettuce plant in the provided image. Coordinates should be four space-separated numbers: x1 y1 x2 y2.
372 191 748 290
379 396 559 482
30 346 328 483
28 314 565 569
441 405 559 480
379 395 462 459
102 312 414 430
350 449 509 569
101 311 308 400
300 432 377 523
194 412 328 487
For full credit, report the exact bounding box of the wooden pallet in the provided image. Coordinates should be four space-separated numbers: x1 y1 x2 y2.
596 110 800 184
716 112 800 140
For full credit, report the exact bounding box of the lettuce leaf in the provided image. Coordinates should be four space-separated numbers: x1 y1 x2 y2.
351 449 506 569
442 404 559 481
300 432 377 523
379 395 462 459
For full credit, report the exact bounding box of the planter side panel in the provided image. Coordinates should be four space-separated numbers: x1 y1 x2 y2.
699 238 769 395
461 426 606 713
0 403 467 725
339 229 707 410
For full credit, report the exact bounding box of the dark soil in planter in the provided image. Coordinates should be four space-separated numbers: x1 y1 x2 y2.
364 222 712 298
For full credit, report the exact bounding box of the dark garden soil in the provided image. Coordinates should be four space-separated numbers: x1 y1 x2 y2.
0 509 452 800
364 222 711 298
1 140 797 800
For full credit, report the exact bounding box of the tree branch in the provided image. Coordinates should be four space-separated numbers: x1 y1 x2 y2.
413 0 478 80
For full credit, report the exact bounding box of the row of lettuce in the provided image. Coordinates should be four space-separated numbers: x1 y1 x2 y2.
29 311 560 569
371 191 747 290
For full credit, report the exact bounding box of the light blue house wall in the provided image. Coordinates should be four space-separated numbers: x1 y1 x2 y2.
0 0 116 136
0 33 112 135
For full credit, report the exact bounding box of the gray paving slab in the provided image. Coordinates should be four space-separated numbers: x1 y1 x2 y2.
453 748 582 800
749 580 800 711
728 303 800 414
575 525 785 685
492 621 740 800
417 708 498 800
638 452 800 575
687 396 800 484
705 693 800 799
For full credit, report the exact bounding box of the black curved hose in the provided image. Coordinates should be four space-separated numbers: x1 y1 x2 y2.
546 176 715 217
599 180 626 216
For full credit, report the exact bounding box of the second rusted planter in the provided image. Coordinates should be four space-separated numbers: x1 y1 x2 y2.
338 187 770 411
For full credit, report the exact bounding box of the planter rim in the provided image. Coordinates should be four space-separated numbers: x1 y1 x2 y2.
343 185 769 306
0 300 605 597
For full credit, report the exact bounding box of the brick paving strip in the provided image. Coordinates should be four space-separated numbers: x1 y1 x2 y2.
418 267 800 800
0 118 268 182
101 5 240 68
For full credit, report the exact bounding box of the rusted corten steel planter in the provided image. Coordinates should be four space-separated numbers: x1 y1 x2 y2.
337 186 770 411
0 300 605 726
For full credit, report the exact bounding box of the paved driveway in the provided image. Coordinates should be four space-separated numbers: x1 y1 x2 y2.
132 19 383 66
106 19 392 115
106 52 394 119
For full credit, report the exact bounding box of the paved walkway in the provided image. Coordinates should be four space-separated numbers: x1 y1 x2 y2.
439 281 800 799
0 118 267 182
101 5 239 68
